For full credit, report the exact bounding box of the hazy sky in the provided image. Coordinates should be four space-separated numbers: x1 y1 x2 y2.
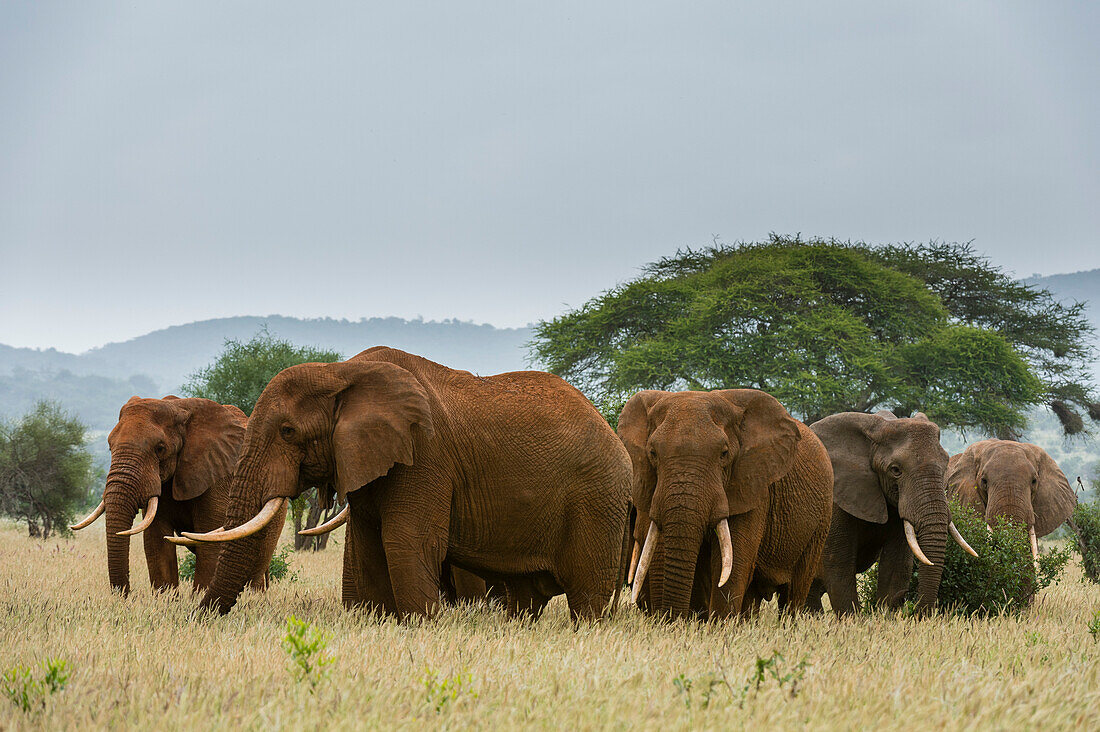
2 2 1098 353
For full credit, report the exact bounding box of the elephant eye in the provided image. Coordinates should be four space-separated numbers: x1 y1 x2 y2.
720 448 730 460
888 465 902 477
280 425 296 440
155 443 166 456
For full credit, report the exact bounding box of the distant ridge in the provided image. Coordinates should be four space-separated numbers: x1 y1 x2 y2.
0 315 532 428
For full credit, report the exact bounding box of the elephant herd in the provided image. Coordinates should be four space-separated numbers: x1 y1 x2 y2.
71 346 1079 621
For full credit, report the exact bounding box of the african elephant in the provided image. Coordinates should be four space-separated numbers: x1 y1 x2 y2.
186 347 631 619
70 396 285 594
618 389 832 619
947 439 1077 561
806 411 977 616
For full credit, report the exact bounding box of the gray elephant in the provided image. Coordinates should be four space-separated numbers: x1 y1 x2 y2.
947 439 1077 561
807 411 976 616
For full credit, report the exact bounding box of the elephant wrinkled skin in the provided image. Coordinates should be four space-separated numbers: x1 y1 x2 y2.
71 396 284 594
619 389 832 620
195 347 631 620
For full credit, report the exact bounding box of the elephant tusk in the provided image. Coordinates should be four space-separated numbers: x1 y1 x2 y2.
903 520 933 566
1029 525 1039 563
116 497 158 536
166 527 224 547
70 499 105 530
715 518 733 588
630 522 659 605
182 498 286 543
627 541 641 585
298 504 349 536
948 521 978 558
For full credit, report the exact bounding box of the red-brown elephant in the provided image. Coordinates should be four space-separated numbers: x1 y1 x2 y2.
619 389 832 619
70 396 285 593
186 347 631 620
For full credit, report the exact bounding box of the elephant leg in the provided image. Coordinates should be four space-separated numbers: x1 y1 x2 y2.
448 566 489 604
556 500 627 622
876 526 915 610
714 507 766 617
345 512 396 614
822 510 861 617
381 529 445 619
504 576 552 619
143 520 179 592
192 543 222 592
804 578 826 612
783 516 830 614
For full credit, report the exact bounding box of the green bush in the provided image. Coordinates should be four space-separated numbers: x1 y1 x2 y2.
178 543 297 583
3 659 70 712
1071 500 1100 583
858 499 1070 616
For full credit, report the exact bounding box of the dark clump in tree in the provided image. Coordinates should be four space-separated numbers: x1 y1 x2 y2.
183 328 342 550
530 236 1096 438
0 401 100 539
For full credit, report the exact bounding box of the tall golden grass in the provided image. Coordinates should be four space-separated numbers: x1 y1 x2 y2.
2 521 1098 730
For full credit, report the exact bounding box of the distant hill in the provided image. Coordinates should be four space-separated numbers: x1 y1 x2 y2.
0 316 532 429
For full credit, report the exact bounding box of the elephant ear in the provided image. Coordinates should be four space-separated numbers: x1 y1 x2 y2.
173 400 247 502
946 442 990 515
810 412 889 524
617 391 664 514
331 361 434 501
718 390 801 515
1025 444 1076 537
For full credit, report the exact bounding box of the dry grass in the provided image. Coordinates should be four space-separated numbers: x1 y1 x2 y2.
2 522 1099 730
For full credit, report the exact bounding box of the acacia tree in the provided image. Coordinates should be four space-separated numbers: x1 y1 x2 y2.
0 401 99 539
530 236 1096 438
183 329 342 550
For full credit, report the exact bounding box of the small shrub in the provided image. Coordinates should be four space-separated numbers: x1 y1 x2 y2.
178 543 296 583
859 500 1070 616
1088 609 1100 643
737 651 809 708
2 659 70 712
282 616 333 691
671 652 809 711
178 551 196 581
421 668 477 714
1070 500 1100 583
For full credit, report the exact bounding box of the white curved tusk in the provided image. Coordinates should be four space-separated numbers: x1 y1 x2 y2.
298 504 349 536
715 518 733 588
1029 525 1039 563
903 520 933 566
182 498 286 543
948 521 978 558
627 541 641 585
166 527 224 547
70 499 105 530
630 522 659 604
116 497 158 536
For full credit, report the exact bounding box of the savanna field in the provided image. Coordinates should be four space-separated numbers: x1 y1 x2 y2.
2 523 1098 730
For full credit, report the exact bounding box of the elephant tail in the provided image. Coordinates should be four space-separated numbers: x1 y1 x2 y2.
609 502 634 617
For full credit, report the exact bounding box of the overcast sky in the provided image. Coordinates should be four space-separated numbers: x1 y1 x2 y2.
2 2 1098 353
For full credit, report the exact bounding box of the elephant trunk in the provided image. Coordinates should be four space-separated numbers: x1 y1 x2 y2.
899 470 950 613
102 451 157 594
652 481 709 618
985 487 1034 530
200 459 279 614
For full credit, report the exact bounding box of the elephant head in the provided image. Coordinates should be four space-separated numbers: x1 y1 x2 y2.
188 356 434 614
810 411 975 609
947 439 1076 560
70 397 245 593
618 389 799 618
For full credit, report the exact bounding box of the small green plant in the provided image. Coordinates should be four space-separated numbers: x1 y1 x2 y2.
672 672 725 710
179 543 296 583
1087 609 1100 643
2 659 70 712
421 668 477 714
860 500 1071 616
1070 500 1100 584
281 616 333 691
737 651 809 708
